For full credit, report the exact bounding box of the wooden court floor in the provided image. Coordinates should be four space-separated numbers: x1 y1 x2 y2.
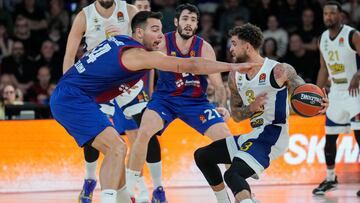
1 184 360 203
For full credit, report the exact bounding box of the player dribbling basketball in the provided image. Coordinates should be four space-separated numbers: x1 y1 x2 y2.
194 23 329 203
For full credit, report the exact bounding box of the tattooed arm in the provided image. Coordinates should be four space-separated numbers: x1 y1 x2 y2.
228 71 252 122
273 63 305 94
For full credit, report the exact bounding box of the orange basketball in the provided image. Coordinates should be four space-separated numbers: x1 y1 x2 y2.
290 84 324 117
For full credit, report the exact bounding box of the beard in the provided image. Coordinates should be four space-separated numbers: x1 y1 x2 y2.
233 54 248 63
177 26 196 40
98 0 114 9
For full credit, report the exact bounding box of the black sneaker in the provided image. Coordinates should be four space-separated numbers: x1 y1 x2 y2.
312 176 338 195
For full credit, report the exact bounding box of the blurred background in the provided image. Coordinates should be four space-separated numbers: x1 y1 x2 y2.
1 0 359 119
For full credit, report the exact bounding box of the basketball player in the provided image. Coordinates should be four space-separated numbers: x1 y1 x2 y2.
313 1 360 196
194 23 329 203
51 11 257 203
126 4 229 203
62 1 150 202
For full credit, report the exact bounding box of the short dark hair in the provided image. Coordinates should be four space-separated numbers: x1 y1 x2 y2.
324 1 342 12
175 3 200 21
132 0 151 4
131 11 162 33
229 23 263 49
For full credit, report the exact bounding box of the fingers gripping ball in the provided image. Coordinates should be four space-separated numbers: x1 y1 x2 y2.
291 84 324 117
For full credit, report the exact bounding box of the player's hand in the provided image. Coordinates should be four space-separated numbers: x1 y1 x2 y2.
319 88 329 114
249 92 267 112
231 63 262 74
348 73 360 97
105 25 122 37
216 107 230 122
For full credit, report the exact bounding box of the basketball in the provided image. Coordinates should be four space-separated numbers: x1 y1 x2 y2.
291 84 324 117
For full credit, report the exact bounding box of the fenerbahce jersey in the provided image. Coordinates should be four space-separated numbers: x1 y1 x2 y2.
319 25 360 91
154 32 208 100
235 58 289 128
83 0 130 51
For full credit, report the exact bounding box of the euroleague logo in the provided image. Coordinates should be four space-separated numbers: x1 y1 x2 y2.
259 73 266 85
300 93 321 105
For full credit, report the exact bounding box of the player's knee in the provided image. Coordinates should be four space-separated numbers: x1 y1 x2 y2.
194 147 207 168
137 127 154 141
109 139 127 158
224 169 251 196
223 169 234 185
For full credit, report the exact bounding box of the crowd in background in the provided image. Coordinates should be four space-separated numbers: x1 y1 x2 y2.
0 0 359 118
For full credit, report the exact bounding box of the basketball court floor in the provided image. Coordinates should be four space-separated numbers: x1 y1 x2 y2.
1 184 360 203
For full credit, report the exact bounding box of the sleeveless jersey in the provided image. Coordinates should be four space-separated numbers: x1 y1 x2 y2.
154 32 207 99
319 25 360 91
61 35 147 102
83 0 130 51
235 58 289 128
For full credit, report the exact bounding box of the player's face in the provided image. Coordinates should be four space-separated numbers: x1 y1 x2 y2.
175 10 198 40
229 36 249 63
134 0 151 11
142 18 163 50
323 5 341 29
97 0 114 9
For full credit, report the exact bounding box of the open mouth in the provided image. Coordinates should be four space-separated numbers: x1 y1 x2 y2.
153 40 161 48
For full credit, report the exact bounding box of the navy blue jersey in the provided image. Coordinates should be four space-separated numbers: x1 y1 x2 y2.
60 35 148 102
154 32 208 99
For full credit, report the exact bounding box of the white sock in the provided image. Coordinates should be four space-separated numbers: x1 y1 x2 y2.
126 169 141 196
146 161 163 188
214 188 230 203
101 189 117 203
326 168 336 181
85 160 97 180
116 186 132 203
239 199 253 203
138 176 149 194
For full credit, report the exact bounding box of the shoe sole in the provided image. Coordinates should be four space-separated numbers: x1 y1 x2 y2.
313 185 338 196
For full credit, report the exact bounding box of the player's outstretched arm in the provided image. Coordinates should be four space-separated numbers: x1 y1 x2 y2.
122 48 260 74
63 11 86 74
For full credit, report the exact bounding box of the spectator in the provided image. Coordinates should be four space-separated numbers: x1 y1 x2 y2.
298 8 321 51
281 33 319 83
0 21 13 62
33 40 62 81
13 0 48 38
28 66 51 104
159 0 176 33
45 82 57 105
0 73 16 92
263 15 288 57
199 13 222 57
1 40 36 92
261 37 279 60
46 0 70 35
278 0 303 32
251 0 277 30
13 15 41 59
0 5 14 34
0 84 24 120
342 0 360 28
216 0 250 36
